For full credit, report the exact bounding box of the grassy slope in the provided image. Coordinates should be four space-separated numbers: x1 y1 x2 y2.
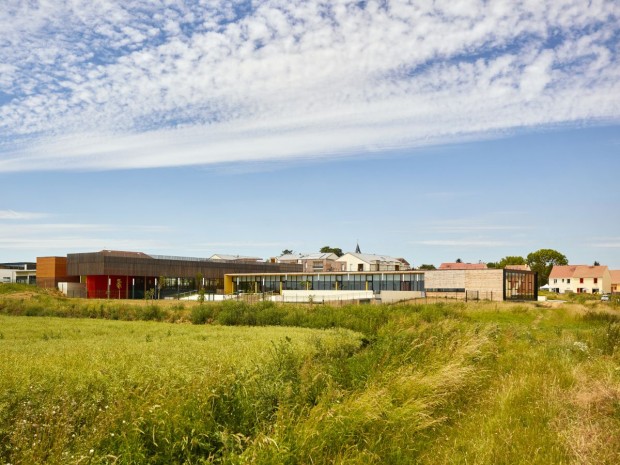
1 285 619 464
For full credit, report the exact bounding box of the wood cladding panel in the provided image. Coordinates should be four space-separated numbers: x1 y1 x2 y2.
66 253 302 279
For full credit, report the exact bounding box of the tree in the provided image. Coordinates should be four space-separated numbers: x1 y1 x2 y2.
526 249 568 286
488 256 526 269
418 264 436 270
281 249 294 255
455 258 462 263
594 261 600 266
195 272 203 292
157 276 165 300
320 246 343 257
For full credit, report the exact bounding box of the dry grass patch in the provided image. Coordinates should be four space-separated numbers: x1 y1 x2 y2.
556 373 620 465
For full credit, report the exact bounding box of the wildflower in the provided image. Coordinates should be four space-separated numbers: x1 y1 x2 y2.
573 341 589 353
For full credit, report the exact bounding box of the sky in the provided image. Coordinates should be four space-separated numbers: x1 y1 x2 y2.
1 0 619 268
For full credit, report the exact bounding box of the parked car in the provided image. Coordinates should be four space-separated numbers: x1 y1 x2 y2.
601 294 610 301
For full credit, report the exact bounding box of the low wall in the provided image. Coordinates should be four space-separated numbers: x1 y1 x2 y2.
58 282 87 298
276 290 375 303
379 291 424 303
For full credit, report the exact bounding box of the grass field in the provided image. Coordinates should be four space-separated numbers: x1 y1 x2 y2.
1 285 620 464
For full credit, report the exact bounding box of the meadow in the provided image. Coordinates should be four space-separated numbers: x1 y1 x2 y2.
1 284 620 464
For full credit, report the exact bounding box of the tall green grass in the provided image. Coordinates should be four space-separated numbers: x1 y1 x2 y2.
1 286 620 464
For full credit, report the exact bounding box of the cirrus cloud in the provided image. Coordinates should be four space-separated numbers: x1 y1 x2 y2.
0 0 618 172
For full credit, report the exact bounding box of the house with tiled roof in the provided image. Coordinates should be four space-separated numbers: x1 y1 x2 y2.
549 265 611 294
336 252 411 272
276 252 345 272
609 270 620 294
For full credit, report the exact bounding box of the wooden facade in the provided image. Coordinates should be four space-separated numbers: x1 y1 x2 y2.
36 256 79 288
66 251 301 279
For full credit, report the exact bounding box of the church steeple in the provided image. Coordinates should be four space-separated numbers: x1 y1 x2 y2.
355 242 361 254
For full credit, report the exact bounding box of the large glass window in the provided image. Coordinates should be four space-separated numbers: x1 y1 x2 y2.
505 270 537 301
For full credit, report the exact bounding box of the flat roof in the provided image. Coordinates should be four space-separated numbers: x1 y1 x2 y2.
226 270 425 277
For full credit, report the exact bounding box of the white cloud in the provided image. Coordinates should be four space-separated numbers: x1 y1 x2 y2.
0 0 619 172
589 240 620 248
416 240 520 248
0 210 50 220
0 220 172 255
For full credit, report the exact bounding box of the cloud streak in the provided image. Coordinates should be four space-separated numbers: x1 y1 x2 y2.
1 0 619 172
0 210 50 220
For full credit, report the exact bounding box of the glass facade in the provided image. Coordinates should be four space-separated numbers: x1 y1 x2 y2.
229 270 538 302
158 277 224 298
504 270 537 301
231 272 425 294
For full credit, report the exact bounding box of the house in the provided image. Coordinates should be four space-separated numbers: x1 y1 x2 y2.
608 270 620 294
439 262 488 270
0 262 37 285
336 252 411 272
276 253 345 272
548 265 611 294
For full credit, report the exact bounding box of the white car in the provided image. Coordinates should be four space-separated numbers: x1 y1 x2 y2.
601 294 610 302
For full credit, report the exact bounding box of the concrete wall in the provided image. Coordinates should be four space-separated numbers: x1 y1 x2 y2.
425 270 465 289
425 269 504 301
58 282 87 298
277 290 374 303
465 269 504 300
379 291 424 303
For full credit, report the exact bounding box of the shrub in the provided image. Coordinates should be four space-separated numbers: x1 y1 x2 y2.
190 305 215 324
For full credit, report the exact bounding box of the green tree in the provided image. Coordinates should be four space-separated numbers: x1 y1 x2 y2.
455 258 463 263
526 249 568 286
594 260 600 266
499 256 526 268
157 276 165 300
418 264 436 270
281 249 294 255
320 246 344 257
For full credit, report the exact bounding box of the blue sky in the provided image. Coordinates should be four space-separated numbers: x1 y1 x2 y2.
1 1 619 268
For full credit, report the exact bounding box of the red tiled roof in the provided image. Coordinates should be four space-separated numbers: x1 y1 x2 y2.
573 265 608 278
550 265 609 279
610 270 620 284
439 262 487 270
505 264 531 271
549 265 578 278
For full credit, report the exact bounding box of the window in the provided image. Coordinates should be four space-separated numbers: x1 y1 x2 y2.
567 279 570 283
594 278 598 284
357 264 364 271
580 278 584 284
